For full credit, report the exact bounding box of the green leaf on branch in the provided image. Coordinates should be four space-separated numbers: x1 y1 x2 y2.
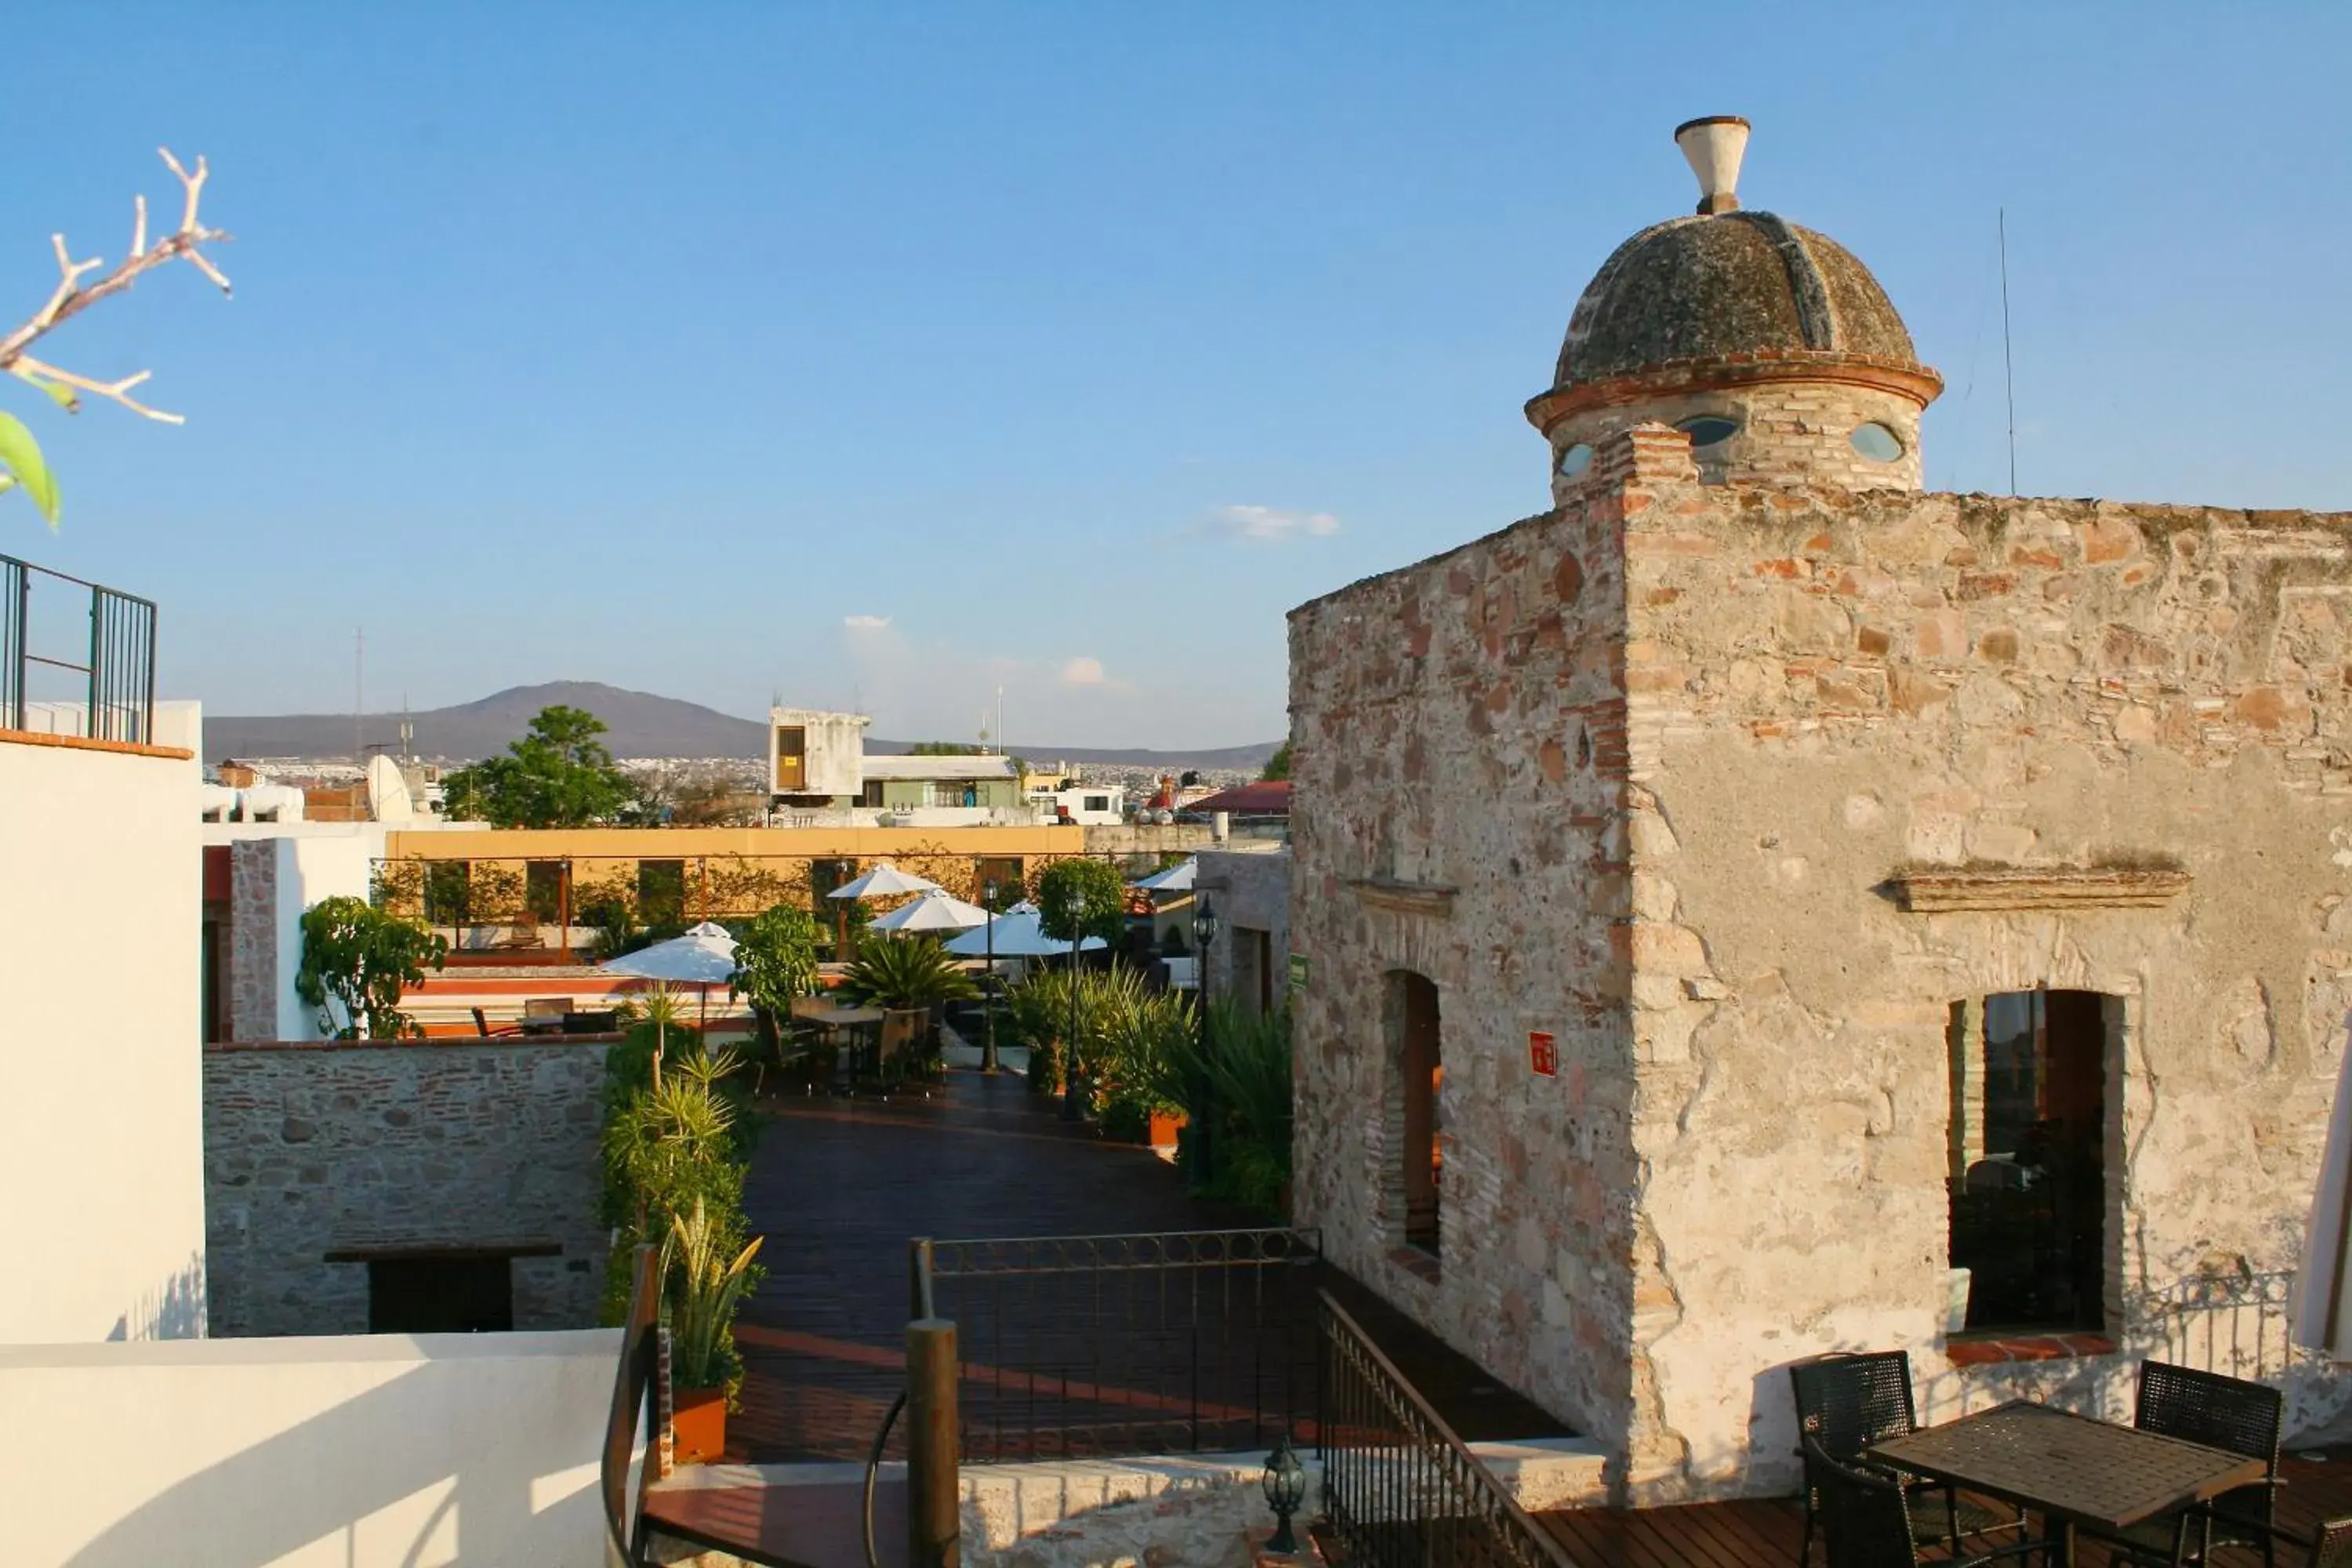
34 380 78 412
0 412 60 526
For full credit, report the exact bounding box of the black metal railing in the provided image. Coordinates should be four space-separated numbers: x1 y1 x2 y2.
1 553 158 742
2139 1269 2310 1385
1318 1289 1579 1568
911 1226 1321 1461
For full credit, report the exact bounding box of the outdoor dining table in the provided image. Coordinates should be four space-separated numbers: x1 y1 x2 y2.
790 998 887 1076
1867 1399 2269 1566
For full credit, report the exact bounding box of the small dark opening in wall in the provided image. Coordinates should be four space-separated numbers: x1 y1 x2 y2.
367 1255 515 1334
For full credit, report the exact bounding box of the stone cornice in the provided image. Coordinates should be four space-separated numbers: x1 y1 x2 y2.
0 726 192 761
1887 866 2190 914
1348 877 1458 918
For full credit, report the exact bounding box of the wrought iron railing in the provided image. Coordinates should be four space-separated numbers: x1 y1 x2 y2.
1 552 158 742
911 1226 1321 1461
1318 1289 1580 1568
2138 1269 2312 1384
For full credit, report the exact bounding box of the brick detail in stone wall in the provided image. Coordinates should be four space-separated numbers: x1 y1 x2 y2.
202 1039 608 1335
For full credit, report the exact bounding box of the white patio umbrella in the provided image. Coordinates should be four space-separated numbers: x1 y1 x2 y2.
1131 858 1198 893
2296 1033 2352 1356
826 863 946 901
942 906 1109 959
869 887 990 935
599 920 739 1081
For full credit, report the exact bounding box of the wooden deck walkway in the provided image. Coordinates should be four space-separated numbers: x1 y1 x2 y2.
726 1066 1565 1463
1535 1447 2352 1566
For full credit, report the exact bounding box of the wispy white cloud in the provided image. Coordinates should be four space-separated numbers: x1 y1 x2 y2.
1196 504 1341 545
842 614 891 630
1060 655 1108 688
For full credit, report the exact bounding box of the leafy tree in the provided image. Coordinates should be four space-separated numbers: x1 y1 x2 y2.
1036 858 1131 1114
294 895 447 1039
1259 741 1293 782
441 705 634 828
729 903 824 1061
909 741 986 755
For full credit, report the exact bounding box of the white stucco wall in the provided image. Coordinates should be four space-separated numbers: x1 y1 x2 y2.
0 1329 623 1567
273 832 383 1039
0 732 205 1342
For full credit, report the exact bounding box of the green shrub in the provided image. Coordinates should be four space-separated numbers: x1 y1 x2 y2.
840 935 979 1011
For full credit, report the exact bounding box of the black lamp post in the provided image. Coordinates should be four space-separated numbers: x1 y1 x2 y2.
1262 1434 1306 1555
1189 893 1220 1189
981 880 1000 1073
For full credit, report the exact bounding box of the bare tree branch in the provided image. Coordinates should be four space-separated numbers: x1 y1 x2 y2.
0 147 231 419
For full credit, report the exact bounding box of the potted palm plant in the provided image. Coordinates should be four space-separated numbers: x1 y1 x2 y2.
662 1194 764 1464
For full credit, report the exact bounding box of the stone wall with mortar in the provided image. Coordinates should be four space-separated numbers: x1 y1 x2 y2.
1611 426 2352 1500
1292 419 2352 1506
1548 379 1925 503
203 1038 609 1336
227 837 278 1044
1198 847 1291 1013
1287 432 1642 1468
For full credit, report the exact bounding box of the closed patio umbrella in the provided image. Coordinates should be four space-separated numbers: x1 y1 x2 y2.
869 888 990 935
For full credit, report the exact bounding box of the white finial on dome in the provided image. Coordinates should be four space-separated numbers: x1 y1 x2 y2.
1674 116 1751 216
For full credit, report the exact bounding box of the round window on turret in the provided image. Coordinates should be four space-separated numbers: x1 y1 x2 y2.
1555 443 1594 479
1676 416 1739 448
1850 422 1905 462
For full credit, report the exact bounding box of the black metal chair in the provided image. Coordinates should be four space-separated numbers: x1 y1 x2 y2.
1807 1437 2053 1568
2086 1360 2286 1567
1791 1351 2025 1563
2114 1516 2352 1568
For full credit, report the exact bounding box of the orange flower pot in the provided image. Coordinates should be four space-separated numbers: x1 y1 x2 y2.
673 1385 728 1465
1148 1110 1186 1150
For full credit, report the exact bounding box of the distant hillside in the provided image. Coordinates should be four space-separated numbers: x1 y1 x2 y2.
205 681 1281 771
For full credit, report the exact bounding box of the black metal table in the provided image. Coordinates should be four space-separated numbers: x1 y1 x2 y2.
1869 1399 2268 1566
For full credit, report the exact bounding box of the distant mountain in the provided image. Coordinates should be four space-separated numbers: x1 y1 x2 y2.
204 681 1282 772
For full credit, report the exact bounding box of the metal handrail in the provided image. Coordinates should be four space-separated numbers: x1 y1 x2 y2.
0 552 157 742
601 1243 662 1568
1317 1287 1580 1568
864 1387 909 1568
910 1225 1322 1463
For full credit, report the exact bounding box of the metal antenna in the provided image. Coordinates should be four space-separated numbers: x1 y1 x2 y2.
354 627 365 763
1999 208 2017 495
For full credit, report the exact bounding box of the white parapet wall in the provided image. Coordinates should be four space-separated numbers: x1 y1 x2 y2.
0 728 205 1342
0 1328 623 1567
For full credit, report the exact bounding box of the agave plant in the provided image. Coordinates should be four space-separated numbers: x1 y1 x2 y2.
840 935 980 1011
661 1193 765 1391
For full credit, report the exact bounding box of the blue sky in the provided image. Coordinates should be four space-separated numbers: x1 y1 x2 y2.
4 4 2346 748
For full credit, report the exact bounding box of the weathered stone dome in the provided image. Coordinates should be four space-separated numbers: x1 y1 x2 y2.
1552 212 1923 390
1526 118 1944 494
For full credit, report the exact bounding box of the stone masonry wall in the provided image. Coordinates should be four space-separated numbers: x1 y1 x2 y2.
1199 846 1290 1012
227 838 278 1044
1610 427 2352 1499
1549 381 1926 503
1287 434 1642 1466
1292 417 2352 1507
204 1039 608 1335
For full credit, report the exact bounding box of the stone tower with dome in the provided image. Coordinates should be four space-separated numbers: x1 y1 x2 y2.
1284 118 2352 1508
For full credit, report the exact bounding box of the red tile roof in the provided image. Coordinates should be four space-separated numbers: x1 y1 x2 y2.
1188 780 1291 815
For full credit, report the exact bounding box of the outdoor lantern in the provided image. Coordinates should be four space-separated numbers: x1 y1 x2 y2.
1262 1434 1306 1554
1192 893 1220 955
